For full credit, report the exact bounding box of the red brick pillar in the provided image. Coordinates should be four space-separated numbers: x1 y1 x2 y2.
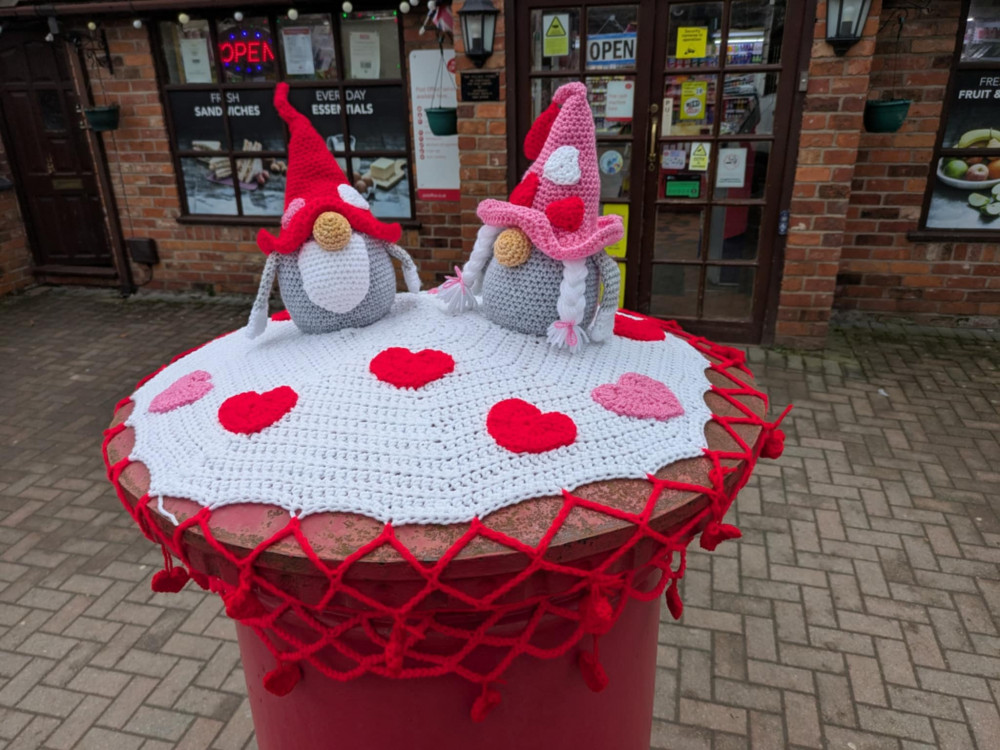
775 0 883 348
452 1 508 263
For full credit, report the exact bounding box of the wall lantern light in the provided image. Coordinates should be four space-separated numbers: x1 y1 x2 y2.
826 0 873 56
458 0 498 68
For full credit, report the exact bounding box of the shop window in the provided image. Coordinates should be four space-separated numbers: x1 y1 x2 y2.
922 1 1000 234
156 10 413 221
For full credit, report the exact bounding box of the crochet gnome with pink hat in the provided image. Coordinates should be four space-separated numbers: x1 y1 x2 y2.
246 83 420 339
436 82 623 352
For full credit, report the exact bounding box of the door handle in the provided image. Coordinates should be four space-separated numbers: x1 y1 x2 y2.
647 103 659 172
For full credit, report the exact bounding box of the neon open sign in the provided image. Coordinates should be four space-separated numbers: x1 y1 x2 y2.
219 30 275 73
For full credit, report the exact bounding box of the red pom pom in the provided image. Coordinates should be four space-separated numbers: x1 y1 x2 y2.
470 685 502 722
225 588 267 620
582 591 614 635
545 196 585 232
369 348 455 390
151 567 189 593
218 386 298 435
666 580 683 620
189 570 210 590
487 399 577 454
578 651 609 693
700 521 742 552
263 662 301 697
761 428 785 460
524 102 559 161
270 310 291 321
509 172 540 208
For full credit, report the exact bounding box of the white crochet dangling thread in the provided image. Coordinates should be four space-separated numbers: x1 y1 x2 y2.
128 294 713 525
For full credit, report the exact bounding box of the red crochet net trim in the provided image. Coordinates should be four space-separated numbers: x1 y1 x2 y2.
102 313 789 721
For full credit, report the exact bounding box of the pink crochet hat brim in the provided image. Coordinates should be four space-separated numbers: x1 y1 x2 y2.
477 199 624 261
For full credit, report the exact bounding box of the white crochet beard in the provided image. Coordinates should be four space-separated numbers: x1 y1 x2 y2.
298 234 371 314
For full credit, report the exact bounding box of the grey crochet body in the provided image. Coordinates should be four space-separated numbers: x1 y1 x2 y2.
277 237 396 333
481 249 600 336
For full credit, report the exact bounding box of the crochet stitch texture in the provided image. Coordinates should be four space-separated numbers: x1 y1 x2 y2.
126 293 713 525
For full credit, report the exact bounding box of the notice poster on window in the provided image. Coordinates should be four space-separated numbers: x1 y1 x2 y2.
604 80 634 122
542 14 570 57
180 38 213 83
281 27 315 76
409 49 460 202
926 69 1000 230
676 27 708 59
716 147 747 189
350 31 381 79
680 81 707 121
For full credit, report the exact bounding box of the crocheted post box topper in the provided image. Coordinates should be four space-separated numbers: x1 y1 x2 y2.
436 82 624 352
246 83 420 339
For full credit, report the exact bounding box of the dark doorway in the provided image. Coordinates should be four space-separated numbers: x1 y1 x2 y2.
0 30 115 276
511 0 808 342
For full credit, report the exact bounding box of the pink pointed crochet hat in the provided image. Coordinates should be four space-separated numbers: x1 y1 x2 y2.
476 82 623 261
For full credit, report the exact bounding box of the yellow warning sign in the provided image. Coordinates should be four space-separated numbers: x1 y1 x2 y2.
680 81 707 121
543 13 570 57
676 26 708 59
689 142 710 171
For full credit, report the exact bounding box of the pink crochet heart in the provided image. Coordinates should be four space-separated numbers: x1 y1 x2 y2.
149 370 213 414
591 373 684 421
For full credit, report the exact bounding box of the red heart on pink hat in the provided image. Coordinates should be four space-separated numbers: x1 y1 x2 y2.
591 373 684 421
218 386 298 434
545 196 585 232
149 370 213 414
487 399 577 454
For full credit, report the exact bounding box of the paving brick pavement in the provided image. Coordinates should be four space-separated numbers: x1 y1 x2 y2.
0 287 998 749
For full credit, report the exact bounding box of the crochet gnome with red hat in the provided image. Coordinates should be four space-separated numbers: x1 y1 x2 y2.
436 82 623 352
246 83 420 339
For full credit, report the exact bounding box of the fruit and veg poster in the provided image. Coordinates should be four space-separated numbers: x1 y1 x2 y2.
926 69 1000 229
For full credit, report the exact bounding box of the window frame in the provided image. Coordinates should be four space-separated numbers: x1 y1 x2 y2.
915 0 1000 240
151 8 417 225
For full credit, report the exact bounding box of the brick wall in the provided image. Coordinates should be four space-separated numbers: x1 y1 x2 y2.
836 0 1000 325
774 0 882 348
81 11 483 297
452 0 508 279
0 138 32 296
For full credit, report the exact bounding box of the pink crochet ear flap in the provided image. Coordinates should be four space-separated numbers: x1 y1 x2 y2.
524 102 560 161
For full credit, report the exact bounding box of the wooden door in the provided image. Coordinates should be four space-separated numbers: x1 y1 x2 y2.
0 31 113 272
512 0 807 343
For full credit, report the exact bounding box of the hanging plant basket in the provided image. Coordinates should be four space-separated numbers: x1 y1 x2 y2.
863 99 911 134
426 106 457 136
83 104 120 132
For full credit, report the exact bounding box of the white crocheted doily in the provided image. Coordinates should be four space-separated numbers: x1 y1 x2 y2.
127 294 713 525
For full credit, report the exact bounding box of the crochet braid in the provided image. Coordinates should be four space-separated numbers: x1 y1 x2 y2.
246 253 279 340
436 224 500 313
547 258 590 351
384 242 422 293
588 252 620 343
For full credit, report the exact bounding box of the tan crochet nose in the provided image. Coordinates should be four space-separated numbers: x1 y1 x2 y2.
313 212 352 251
494 228 532 267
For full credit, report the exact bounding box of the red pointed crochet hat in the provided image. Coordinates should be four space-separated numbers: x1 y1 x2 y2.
256 83 402 255
476 82 623 262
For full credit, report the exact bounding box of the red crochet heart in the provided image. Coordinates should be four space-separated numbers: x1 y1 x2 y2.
270 309 291 321
218 386 298 434
370 347 455 389
487 399 577 454
509 171 540 207
524 101 559 161
545 196 585 232
614 313 666 342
